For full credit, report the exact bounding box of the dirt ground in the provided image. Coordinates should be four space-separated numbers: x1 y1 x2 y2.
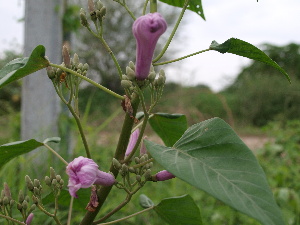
240 135 272 151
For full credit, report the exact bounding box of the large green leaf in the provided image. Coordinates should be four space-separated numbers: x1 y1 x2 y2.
145 118 285 225
154 195 203 225
210 38 290 82
0 45 49 88
149 113 187 147
159 0 205 20
0 139 43 170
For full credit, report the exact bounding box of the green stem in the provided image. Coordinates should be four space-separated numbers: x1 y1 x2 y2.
53 82 92 159
153 49 211 66
93 195 132 224
118 1 136 20
0 214 25 225
43 143 68 166
97 206 154 225
143 0 149 15
67 197 74 225
153 0 190 63
79 94 140 225
133 158 154 168
50 63 124 100
150 0 157 13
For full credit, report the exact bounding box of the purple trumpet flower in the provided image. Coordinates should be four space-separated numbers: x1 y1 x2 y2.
66 156 115 198
125 129 140 157
155 170 175 181
132 13 167 80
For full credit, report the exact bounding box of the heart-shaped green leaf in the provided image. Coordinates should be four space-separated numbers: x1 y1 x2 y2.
154 195 203 225
149 113 187 147
145 118 285 225
0 139 43 170
0 45 49 88
159 0 205 20
210 38 290 82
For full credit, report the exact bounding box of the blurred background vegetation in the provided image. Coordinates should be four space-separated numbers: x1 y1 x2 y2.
1 1 300 224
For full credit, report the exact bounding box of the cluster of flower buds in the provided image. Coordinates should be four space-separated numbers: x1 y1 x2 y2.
79 0 106 27
47 52 89 83
16 189 36 222
121 61 166 92
113 152 153 185
44 167 64 197
0 183 14 209
25 175 43 204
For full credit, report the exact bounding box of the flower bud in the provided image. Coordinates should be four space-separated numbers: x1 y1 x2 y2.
72 54 80 68
80 10 89 28
83 63 89 71
133 13 167 80
18 190 25 203
78 63 83 70
88 0 95 12
155 170 175 181
45 176 51 186
112 158 122 170
121 80 132 89
3 183 12 200
25 175 34 191
33 179 40 188
129 61 135 71
46 66 56 80
148 72 156 82
99 7 106 18
56 175 61 182
96 1 104 10
136 175 142 182
25 195 30 203
3 196 9 206
32 196 39 205
22 200 28 210
10 199 15 207
126 66 136 80
125 129 140 157
62 45 71 68
33 187 40 196
29 204 36 213
17 203 23 210
122 75 129 80
144 169 152 181
128 167 136 173
59 179 64 186
50 167 56 180
26 213 34 225
134 157 140 164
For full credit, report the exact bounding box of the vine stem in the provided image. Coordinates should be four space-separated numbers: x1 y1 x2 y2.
79 94 140 225
153 49 211 66
152 0 190 63
52 82 92 159
96 206 154 225
49 63 124 100
150 0 157 13
43 143 69 166
0 214 26 225
85 26 123 79
67 197 74 225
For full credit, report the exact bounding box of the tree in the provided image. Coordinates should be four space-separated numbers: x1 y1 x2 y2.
223 43 300 126
22 0 62 140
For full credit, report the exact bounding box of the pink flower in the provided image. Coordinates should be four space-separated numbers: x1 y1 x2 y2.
133 13 167 80
66 156 115 198
26 213 34 225
155 170 175 181
125 129 140 157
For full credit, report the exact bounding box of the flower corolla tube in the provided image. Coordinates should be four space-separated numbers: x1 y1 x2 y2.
132 13 167 80
66 156 115 198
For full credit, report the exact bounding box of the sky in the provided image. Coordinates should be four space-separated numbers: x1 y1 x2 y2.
0 0 300 91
